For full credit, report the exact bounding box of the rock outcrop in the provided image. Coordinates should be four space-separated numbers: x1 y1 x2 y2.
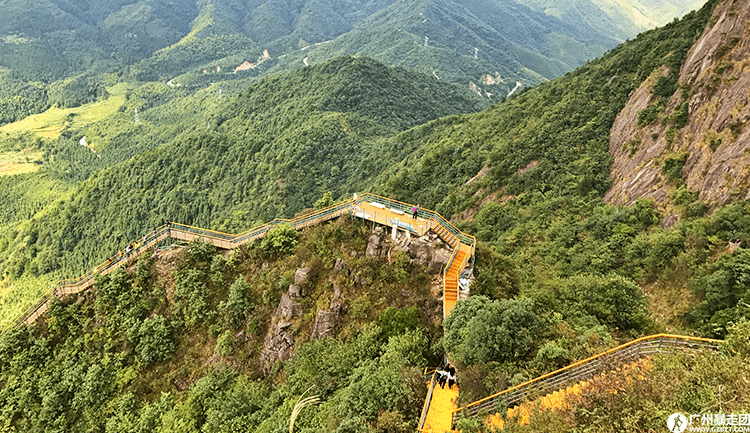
311 280 343 339
366 225 454 272
260 319 294 367
261 264 313 367
365 227 388 258
261 225 455 369
393 230 453 273
606 0 750 215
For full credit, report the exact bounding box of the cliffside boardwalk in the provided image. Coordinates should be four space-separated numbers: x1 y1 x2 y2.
7 193 476 331
5 193 476 432
3 194 722 432
451 334 722 430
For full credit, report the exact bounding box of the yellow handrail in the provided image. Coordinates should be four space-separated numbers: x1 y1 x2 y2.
3 194 477 334
355 192 477 247
454 333 722 414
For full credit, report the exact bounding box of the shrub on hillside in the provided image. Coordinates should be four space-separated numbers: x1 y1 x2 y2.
261 223 298 257
444 296 546 365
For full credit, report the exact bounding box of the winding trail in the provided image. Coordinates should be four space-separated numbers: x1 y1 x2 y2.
507 81 522 97
5 192 718 432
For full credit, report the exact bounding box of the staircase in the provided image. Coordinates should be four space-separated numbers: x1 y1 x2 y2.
452 334 722 429
2 194 726 433
419 371 460 433
442 246 470 318
485 357 654 429
4 193 479 433
4 193 477 330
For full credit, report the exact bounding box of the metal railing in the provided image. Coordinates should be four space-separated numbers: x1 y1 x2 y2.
353 194 476 319
354 193 476 250
3 193 477 335
418 370 439 431
8 225 174 327
232 199 355 246
451 334 722 424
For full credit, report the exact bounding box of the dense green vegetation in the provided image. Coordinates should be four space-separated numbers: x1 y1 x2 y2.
0 219 444 432
484 321 750 433
0 0 704 123
0 70 49 124
0 56 487 289
3 0 750 431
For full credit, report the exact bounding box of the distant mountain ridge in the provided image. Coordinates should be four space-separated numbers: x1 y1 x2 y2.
517 0 708 42
0 0 707 98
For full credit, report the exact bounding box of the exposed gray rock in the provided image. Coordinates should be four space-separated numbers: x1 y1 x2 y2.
295 265 312 286
333 282 342 301
429 247 452 274
407 238 432 266
366 228 388 257
261 319 295 368
389 228 454 273
661 213 680 229
334 258 345 273
288 284 305 298
311 309 340 339
274 294 303 319
311 289 343 339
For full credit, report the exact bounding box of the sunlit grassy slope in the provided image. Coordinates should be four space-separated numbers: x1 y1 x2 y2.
0 276 53 332
0 148 43 176
0 83 129 139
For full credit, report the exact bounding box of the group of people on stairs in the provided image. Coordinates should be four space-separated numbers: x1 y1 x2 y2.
436 365 457 389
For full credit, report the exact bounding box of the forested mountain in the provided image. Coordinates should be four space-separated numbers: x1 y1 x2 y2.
5 0 750 431
0 0 706 121
0 0 735 340
0 56 487 298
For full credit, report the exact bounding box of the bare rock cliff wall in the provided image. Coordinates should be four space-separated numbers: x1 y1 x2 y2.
606 0 750 215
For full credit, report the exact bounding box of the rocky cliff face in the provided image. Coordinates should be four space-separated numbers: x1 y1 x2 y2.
259 226 453 370
606 0 750 218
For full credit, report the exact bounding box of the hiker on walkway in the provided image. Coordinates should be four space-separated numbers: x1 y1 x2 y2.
437 368 448 389
412 204 419 219
448 365 457 389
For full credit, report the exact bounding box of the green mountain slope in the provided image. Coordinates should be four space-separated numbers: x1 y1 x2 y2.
0 56 487 286
4 1 750 432
0 220 444 432
0 0 707 113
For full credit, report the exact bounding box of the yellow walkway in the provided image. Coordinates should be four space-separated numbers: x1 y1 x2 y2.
422 382 460 433
442 244 472 317
484 357 654 430
355 200 472 318
6 193 478 433
8 193 477 332
355 201 432 236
